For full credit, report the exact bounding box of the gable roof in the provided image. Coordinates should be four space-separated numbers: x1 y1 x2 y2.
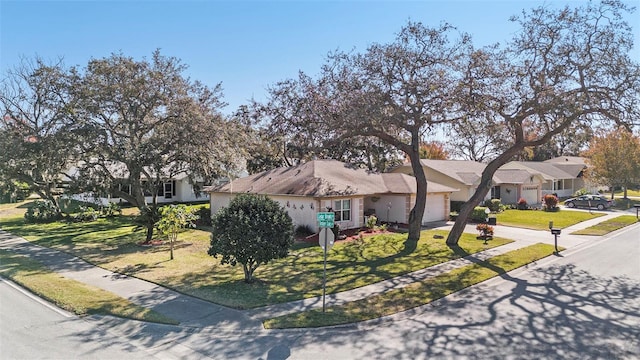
205 160 457 197
493 169 539 184
544 156 586 165
418 159 487 185
505 161 577 181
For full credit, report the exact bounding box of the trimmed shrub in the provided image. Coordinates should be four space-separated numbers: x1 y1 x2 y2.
294 224 314 238
209 194 294 283
71 206 99 222
24 200 61 223
471 206 490 222
476 223 494 237
484 199 503 213
365 215 378 230
542 194 560 212
100 202 122 217
194 205 212 227
574 188 589 196
517 198 528 210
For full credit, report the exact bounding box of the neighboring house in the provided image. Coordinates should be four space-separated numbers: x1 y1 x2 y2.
502 157 588 198
205 160 458 233
391 159 545 205
64 162 209 205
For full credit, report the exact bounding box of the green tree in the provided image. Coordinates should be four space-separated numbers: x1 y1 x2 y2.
208 194 294 283
0 58 78 213
260 22 469 246
69 50 242 241
583 127 640 199
445 1 639 246
157 205 199 260
258 74 404 173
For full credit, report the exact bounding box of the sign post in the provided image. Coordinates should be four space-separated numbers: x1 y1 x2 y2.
317 212 335 312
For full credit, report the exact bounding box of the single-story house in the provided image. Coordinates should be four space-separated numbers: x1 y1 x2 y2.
502 157 588 198
64 162 209 205
391 159 545 205
205 159 458 233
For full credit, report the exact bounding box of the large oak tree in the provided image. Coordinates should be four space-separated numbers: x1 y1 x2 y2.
446 0 639 245
0 58 78 212
261 23 469 246
70 51 243 240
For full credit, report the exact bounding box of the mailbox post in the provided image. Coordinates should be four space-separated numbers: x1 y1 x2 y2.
551 228 561 253
634 204 640 219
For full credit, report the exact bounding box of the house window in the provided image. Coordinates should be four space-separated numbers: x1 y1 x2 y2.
491 186 501 199
334 199 351 222
164 181 173 199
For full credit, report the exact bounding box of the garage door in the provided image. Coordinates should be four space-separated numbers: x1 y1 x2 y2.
422 194 446 224
521 185 539 205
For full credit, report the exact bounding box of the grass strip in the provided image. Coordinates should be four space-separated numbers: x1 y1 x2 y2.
264 243 558 329
496 209 605 230
0 249 179 325
571 215 639 236
0 207 513 309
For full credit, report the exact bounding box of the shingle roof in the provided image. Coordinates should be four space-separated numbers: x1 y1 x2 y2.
544 156 586 165
205 160 457 197
507 162 576 180
418 159 487 185
493 169 535 184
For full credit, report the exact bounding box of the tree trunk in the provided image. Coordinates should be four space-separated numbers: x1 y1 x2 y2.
407 153 427 245
170 237 174 260
446 147 522 246
243 263 254 283
623 186 628 199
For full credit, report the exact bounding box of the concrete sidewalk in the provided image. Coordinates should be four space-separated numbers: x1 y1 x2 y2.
0 209 628 328
245 212 623 321
0 230 261 330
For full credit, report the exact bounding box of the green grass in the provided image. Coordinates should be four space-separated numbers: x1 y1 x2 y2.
0 202 513 309
496 209 605 230
0 249 178 324
263 243 558 329
604 189 640 198
571 215 639 235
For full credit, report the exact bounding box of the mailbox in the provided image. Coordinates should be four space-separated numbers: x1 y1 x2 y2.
550 228 561 253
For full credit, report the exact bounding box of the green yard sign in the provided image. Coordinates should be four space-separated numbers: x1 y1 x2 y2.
317 212 335 228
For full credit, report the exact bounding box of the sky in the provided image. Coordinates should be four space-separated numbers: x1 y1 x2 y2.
1 0 639 115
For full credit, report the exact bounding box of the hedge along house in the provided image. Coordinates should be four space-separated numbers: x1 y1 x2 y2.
205 160 458 233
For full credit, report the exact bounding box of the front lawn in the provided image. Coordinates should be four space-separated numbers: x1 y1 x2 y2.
0 249 178 324
264 243 558 328
571 215 638 235
496 209 605 230
0 203 512 309
604 189 640 198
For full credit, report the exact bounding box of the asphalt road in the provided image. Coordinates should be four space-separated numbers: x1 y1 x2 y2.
2 223 639 359
0 279 190 359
